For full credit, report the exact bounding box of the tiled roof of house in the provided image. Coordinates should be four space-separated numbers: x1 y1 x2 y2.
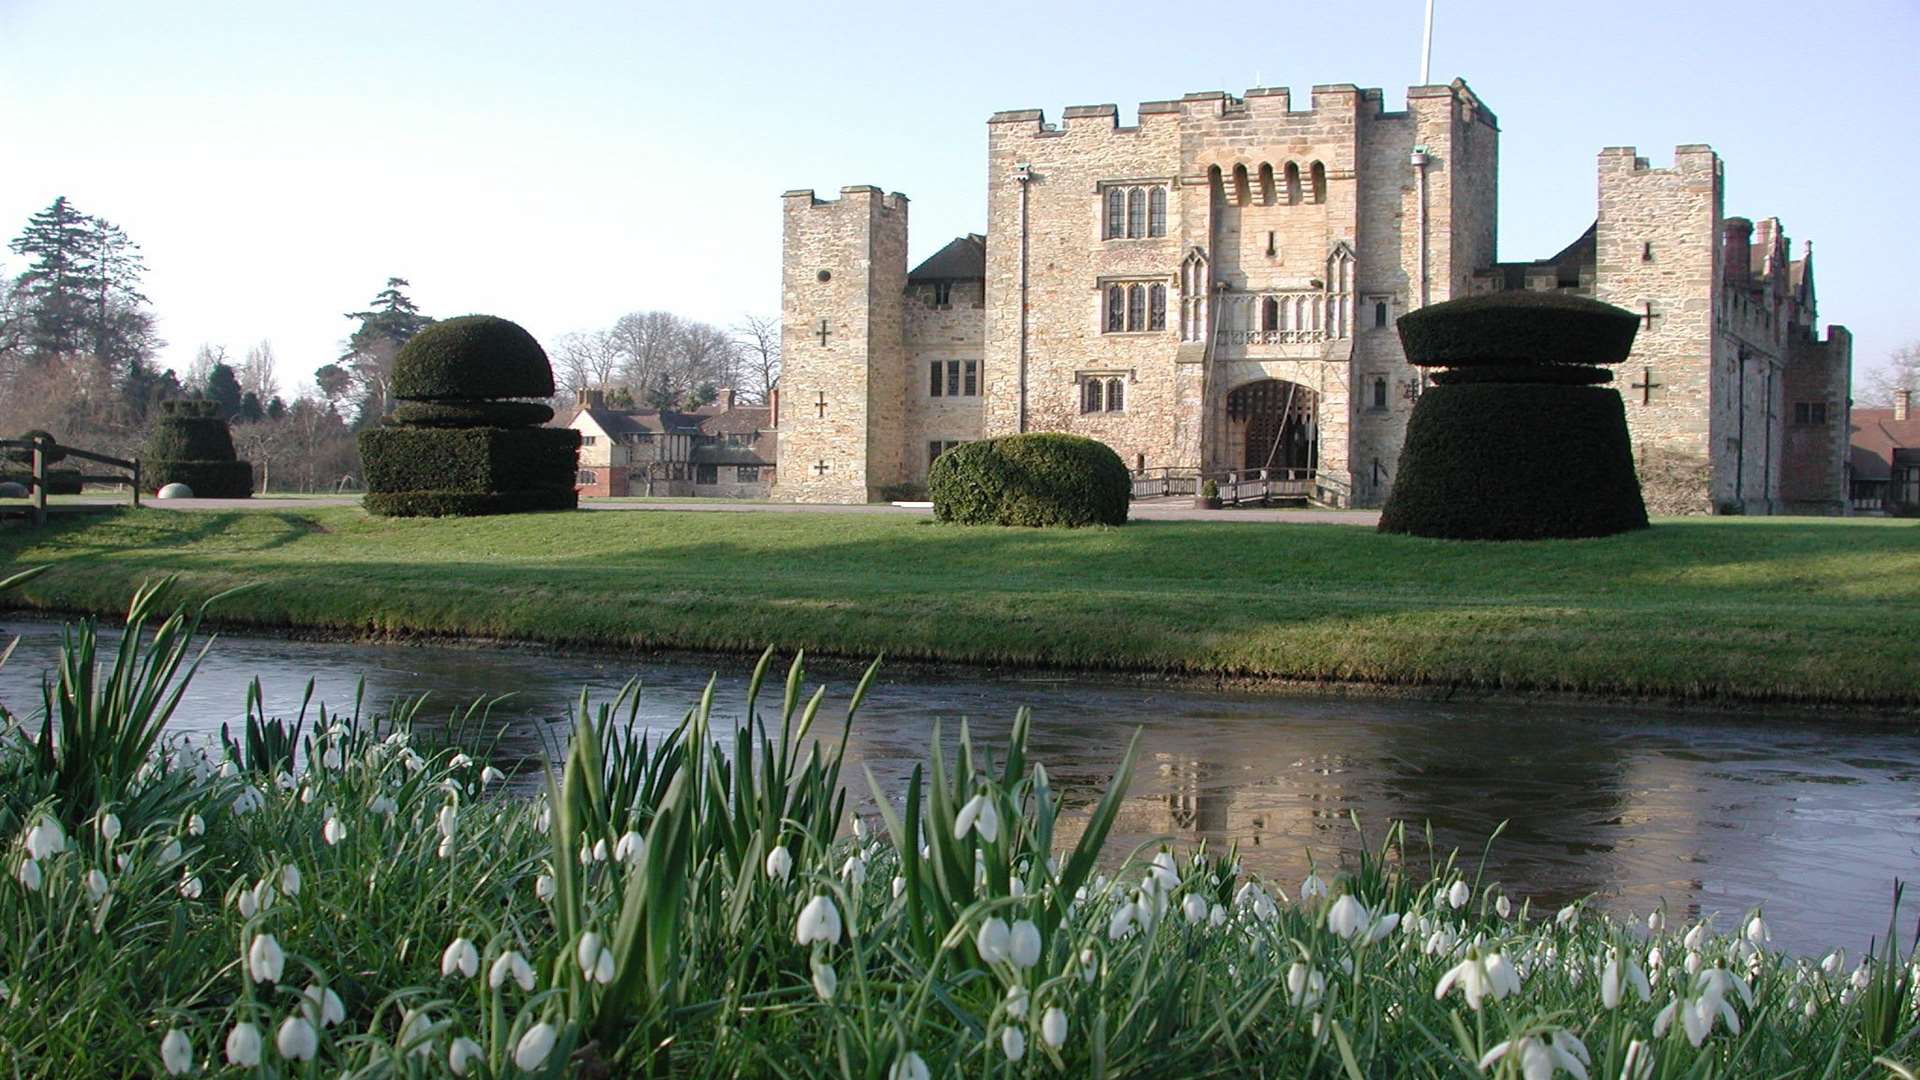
908 234 987 283
1850 406 1920 482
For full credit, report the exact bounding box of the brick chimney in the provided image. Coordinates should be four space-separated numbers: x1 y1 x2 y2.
577 387 606 409
718 387 736 412
770 387 781 427
1897 388 1911 422
1722 217 1753 285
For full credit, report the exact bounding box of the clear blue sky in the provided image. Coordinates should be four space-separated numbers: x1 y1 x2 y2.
3 0 1914 392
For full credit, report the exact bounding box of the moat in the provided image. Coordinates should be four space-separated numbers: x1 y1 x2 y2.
2 619 1912 957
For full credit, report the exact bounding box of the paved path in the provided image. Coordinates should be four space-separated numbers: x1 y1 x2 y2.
46 496 1381 526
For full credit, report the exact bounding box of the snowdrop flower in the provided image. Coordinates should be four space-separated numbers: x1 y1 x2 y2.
1005 985 1029 1019
1287 963 1326 1009
1684 951 1703 976
323 816 347 846
320 744 342 770
1078 947 1099 985
1327 894 1368 939
480 765 506 787
179 874 203 899
1446 879 1470 910
158 838 182 864
764 845 792 882
98 813 122 841
218 759 240 780
448 753 474 770
302 983 346 1027
888 1051 930 1080
1683 922 1707 951
1745 914 1770 948
232 786 264 817
1495 894 1512 919
85 868 108 902
1209 902 1227 928
436 804 458 840
1647 909 1665 933
535 873 556 902
1555 904 1578 928
449 1036 483 1076
159 1029 193 1076
441 937 480 979
1107 902 1138 942
851 816 868 842
590 838 609 863
1183 893 1209 925
1147 851 1180 893
276 1016 317 1061
954 793 999 843
1821 949 1846 976
1041 1006 1068 1049
1009 919 1042 968
576 932 615 984
1001 1025 1026 1062
226 1023 262 1067
369 795 398 819
1364 910 1403 945
187 814 205 837
280 864 301 896
1300 872 1327 901
1851 961 1873 990
1601 949 1651 1009
976 917 1012 963
811 959 837 1001
248 934 285 984
615 830 645 866
514 1022 557 1070
491 950 537 992
841 853 866 889
796 895 842 946
892 876 906 899
24 815 65 859
1434 951 1520 1011
398 1009 435 1056
1477 1029 1589 1079
237 888 259 919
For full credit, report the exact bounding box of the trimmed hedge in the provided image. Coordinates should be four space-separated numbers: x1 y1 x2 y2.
1430 365 1613 386
0 468 83 495
390 401 556 428
930 433 1130 527
1395 292 1639 368
1378 384 1648 540
391 316 555 401
360 426 581 497
143 460 254 499
7 430 65 466
365 488 579 517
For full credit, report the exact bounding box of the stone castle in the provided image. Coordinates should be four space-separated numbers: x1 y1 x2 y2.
773 78 1852 513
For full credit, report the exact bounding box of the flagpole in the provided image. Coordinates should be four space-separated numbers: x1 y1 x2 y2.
1420 0 1435 84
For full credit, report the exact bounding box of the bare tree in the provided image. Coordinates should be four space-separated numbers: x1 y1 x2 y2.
239 340 280 404
553 330 622 405
185 343 226 391
1860 342 1920 408
734 314 781 404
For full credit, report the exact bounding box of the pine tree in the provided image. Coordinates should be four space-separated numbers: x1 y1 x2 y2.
205 362 244 418
85 215 156 373
8 197 98 359
334 277 434 424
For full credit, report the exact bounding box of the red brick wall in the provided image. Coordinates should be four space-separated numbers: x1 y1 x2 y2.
576 465 628 497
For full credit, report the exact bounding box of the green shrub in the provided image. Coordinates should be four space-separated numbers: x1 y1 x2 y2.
0 468 83 495
144 402 251 498
874 482 928 502
390 400 556 428
1395 291 1639 368
144 460 254 498
360 425 581 497
1378 384 1649 540
930 433 1130 527
6 430 64 466
365 488 579 517
390 315 555 401
1430 364 1613 386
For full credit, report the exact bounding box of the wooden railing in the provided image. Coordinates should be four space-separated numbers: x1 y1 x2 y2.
0 436 140 527
1131 467 1333 506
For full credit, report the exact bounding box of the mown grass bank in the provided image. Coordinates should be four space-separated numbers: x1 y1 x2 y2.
1 507 1916 704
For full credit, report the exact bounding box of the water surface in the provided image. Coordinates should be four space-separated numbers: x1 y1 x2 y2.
2 618 1913 956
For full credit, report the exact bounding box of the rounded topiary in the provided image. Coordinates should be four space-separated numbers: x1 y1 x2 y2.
390 400 556 428
145 399 252 498
1379 293 1648 541
7 430 65 465
390 315 556 401
930 433 1130 527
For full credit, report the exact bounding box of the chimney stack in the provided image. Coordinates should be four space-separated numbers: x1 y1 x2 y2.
1897 389 1911 422
577 387 606 410
719 387 736 411
1722 217 1753 286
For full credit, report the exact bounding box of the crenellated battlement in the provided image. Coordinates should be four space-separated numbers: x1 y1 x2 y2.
781 186 909 214
1599 144 1720 176
987 79 1495 138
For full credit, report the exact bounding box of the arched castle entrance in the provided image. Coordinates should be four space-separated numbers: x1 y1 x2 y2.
1226 379 1317 473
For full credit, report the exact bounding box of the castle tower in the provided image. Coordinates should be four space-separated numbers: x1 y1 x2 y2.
775 186 909 502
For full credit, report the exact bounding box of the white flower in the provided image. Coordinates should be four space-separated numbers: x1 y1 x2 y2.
1005 985 1029 1019
449 753 474 770
321 744 342 770
323 817 347 845
976 917 1012 963
892 876 906 898
232 787 264 816
1495 894 1512 919
1821 949 1845 976
1147 850 1180 893
1683 921 1707 951
303 983 346 1027
514 1022 557 1070
577 932 604 979
1041 1006 1068 1049
98 813 122 841
491 950 537 992
1300 872 1327 901
811 959 838 1001
274 771 295 791
1287 962 1326 1009
1601 950 1651 1009
24 815 65 859
1010 919 1042 968
796 895 843 945
841 853 866 889
449 1036 484 1076
1745 914 1770 948
159 839 182 864
535 874 556 902
1001 1025 1026 1062
398 1009 435 1056
442 937 480 979
280 864 301 897
1181 893 1209 925
180 874 203 899
888 1051 930 1080
437 803 458 839
954 793 999 843
615 830 645 866
1078 947 1099 985
1477 1029 1589 1080
369 795 398 819
1556 904 1578 927
1209 902 1227 928
276 1016 317 1061
85 868 109 902
1647 909 1665 933
159 1029 193 1076
248 934 285 984
225 1022 262 1067
1446 879 1470 909
764 845 792 882
1435 952 1518 1011
1107 902 1137 941
187 814 205 836
1327 894 1368 939
1620 1038 1655 1080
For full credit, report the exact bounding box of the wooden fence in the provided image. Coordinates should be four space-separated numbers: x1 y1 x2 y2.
0 436 140 527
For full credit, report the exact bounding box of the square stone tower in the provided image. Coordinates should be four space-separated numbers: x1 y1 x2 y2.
775 187 910 502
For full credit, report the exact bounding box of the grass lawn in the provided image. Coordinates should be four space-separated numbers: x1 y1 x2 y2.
1 507 1915 703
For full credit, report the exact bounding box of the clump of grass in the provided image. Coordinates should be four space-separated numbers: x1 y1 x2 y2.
0 589 1915 1077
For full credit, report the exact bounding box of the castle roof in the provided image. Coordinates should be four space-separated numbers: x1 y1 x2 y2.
1482 223 1594 290
1851 406 1920 483
909 234 986 282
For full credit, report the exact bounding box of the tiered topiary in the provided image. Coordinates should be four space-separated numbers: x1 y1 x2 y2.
3 430 83 494
144 402 253 498
930 433 1131 527
1378 291 1648 540
359 315 579 517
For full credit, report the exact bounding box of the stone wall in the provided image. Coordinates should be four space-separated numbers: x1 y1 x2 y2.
1780 325 1852 513
904 279 986 481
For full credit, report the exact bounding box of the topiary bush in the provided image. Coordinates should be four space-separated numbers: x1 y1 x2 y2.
144 400 253 498
930 433 1130 527
1379 293 1647 541
361 314 578 517
6 430 66 466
